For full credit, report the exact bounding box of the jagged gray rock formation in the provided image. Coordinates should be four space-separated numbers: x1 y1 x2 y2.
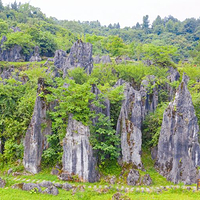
22 183 42 192
54 49 67 69
0 36 24 62
63 40 93 76
62 115 99 182
23 78 52 174
90 84 110 124
140 75 158 121
116 82 143 168
101 55 111 64
29 46 42 62
155 74 200 184
127 169 140 185
93 55 101 64
167 67 180 101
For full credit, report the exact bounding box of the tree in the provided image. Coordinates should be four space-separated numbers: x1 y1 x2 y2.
142 15 150 34
0 0 4 12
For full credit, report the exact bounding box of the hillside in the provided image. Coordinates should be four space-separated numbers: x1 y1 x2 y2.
0 1 200 200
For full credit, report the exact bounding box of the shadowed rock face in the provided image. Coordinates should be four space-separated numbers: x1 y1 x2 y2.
62 115 98 183
93 55 101 64
116 83 143 168
155 74 200 184
23 78 52 174
0 36 24 62
54 50 67 69
63 40 93 76
90 84 110 125
167 67 180 101
140 75 158 121
29 46 42 62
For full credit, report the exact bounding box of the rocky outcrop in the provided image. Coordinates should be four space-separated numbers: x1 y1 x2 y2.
29 46 42 62
42 186 59 195
167 67 180 101
22 183 42 192
0 36 24 62
93 55 101 64
116 83 143 168
54 49 67 69
23 78 52 174
62 115 99 182
63 40 93 76
155 74 200 184
127 169 152 186
140 75 158 121
90 84 110 124
101 55 111 64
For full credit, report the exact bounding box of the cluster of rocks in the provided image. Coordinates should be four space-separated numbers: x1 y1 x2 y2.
127 169 152 186
93 55 111 64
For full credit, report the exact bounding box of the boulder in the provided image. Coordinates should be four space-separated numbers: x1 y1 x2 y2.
22 183 42 192
115 56 123 64
29 46 42 62
101 55 111 64
42 186 59 195
0 178 6 188
63 39 93 76
62 115 99 182
23 78 52 174
39 181 53 188
127 169 140 186
155 74 200 184
140 174 152 186
116 83 143 168
112 192 131 200
58 173 73 181
0 66 15 80
93 55 101 64
62 182 73 191
12 183 24 189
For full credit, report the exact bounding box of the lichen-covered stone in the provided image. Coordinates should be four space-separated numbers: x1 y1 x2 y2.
23 78 52 174
42 186 59 195
62 115 99 182
22 183 42 192
54 49 67 69
93 55 101 64
116 83 142 168
127 169 140 186
0 178 6 188
155 74 200 184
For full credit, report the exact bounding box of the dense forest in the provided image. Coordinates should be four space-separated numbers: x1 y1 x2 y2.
1 1 200 199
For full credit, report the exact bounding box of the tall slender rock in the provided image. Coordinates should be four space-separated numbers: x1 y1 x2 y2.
116 83 143 168
23 78 52 174
155 74 200 184
62 115 98 182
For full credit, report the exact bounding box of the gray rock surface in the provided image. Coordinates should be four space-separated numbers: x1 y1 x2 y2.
22 183 42 192
54 49 67 69
155 74 200 184
140 75 158 121
39 181 53 188
62 182 73 191
62 115 99 182
23 78 52 174
101 55 111 64
29 46 42 62
167 67 180 101
63 39 93 76
93 55 101 64
127 169 140 186
140 174 152 186
42 186 59 195
0 36 24 62
90 84 110 124
116 83 143 168
0 178 6 188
